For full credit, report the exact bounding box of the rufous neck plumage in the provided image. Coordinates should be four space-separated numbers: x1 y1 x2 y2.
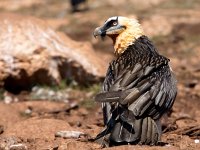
113 20 144 55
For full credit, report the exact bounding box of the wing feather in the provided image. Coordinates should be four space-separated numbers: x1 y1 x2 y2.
98 62 176 120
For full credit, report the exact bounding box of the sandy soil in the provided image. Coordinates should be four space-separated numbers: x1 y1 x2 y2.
0 0 200 149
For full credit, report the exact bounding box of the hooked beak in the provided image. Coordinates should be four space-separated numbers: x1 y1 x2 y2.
93 25 126 39
93 27 106 39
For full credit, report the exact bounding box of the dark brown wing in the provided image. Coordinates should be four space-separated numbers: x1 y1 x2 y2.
95 60 177 120
94 36 177 145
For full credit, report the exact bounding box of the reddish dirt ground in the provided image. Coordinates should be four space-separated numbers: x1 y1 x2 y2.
0 0 200 149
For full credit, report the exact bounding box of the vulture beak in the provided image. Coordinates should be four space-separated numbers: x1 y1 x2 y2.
93 26 106 39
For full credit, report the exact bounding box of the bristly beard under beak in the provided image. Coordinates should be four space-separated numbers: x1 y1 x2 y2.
101 34 106 40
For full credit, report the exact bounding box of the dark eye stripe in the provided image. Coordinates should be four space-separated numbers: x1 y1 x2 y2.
105 19 118 27
105 16 118 24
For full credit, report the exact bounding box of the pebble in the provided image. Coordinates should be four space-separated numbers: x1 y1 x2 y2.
4 95 12 104
9 144 27 150
31 86 39 92
48 90 55 97
194 139 199 144
31 86 70 102
55 131 85 139
35 88 44 96
24 108 32 115
14 97 19 102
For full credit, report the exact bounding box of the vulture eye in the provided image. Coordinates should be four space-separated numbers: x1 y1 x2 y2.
112 21 118 26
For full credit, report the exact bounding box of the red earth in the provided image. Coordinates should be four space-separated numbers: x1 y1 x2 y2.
1 0 200 149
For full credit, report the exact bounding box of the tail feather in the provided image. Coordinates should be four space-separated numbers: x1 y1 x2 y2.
94 107 161 146
109 117 161 145
109 120 141 143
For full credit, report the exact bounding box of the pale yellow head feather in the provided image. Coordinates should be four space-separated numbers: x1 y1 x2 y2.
113 17 144 55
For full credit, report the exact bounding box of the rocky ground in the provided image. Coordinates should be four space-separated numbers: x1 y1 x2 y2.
0 0 200 149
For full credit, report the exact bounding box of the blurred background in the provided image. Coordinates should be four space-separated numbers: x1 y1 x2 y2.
0 0 200 149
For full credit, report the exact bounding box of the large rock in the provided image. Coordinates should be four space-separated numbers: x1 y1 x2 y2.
0 13 106 93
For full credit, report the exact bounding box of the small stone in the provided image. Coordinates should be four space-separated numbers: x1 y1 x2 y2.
14 97 19 102
32 86 39 92
63 99 69 103
194 139 200 144
48 90 55 97
9 144 27 150
70 102 78 108
165 144 171 147
24 108 32 115
35 88 44 96
55 131 85 139
4 95 12 104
